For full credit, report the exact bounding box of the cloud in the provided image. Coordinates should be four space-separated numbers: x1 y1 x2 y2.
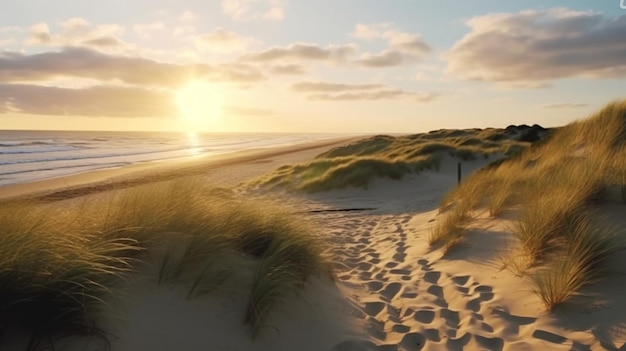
446 9 626 86
0 38 16 47
173 25 196 38
308 90 438 102
291 79 438 102
0 84 178 117
28 22 51 44
0 47 265 87
192 28 251 53
541 102 589 109
352 23 431 67
225 106 273 116
133 22 165 38
240 43 356 63
270 64 306 75
356 50 405 68
26 19 129 52
292 81 384 92
179 11 196 22
222 0 285 21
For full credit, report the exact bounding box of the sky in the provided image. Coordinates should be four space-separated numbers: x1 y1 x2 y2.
0 0 625 133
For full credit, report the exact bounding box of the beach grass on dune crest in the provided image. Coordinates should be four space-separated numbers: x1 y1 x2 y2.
440 99 626 308
0 178 327 348
252 130 531 192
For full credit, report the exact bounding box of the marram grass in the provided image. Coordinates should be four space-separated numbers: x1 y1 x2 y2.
253 131 528 192
441 99 626 309
0 178 328 348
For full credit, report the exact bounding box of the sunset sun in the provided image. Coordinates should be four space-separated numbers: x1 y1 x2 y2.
176 80 223 131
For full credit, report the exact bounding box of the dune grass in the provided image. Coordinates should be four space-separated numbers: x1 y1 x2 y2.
0 178 328 348
531 214 622 310
253 129 532 192
428 207 470 255
439 99 626 309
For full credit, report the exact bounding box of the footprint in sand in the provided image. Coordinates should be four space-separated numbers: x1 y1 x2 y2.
399 332 426 351
426 284 443 299
451 275 470 286
380 282 403 301
417 259 432 272
446 332 471 351
475 335 504 351
440 308 461 328
414 309 436 324
364 301 386 317
532 329 568 345
392 324 411 333
423 328 440 342
367 281 384 292
423 271 441 284
385 261 399 269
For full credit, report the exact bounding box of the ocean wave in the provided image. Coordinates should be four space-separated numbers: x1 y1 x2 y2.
0 140 57 147
0 145 213 166
0 146 81 155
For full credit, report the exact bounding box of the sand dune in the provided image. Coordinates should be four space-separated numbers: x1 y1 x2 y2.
3 131 626 350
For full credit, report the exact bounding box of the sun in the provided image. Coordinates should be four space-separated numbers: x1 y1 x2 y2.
176 80 223 131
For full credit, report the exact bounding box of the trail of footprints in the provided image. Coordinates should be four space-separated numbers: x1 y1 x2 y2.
313 211 580 351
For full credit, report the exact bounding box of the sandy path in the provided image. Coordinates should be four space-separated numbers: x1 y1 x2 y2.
269 155 618 351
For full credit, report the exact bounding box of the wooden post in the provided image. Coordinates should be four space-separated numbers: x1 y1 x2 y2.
457 162 462 185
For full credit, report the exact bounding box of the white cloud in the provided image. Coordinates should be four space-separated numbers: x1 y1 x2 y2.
27 22 51 44
222 0 285 21
446 8 626 87
133 22 165 38
240 43 356 64
173 25 196 38
192 28 251 53
262 0 284 20
26 19 128 53
291 80 439 103
0 38 16 47
351 23 431 67
179 11 196 22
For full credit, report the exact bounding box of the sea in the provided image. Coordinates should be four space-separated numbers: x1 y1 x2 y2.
0 130 346 188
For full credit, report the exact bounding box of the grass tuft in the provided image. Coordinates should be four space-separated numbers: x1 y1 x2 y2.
0 178 328 344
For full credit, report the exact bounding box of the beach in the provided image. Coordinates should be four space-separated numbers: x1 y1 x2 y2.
2 118 626 351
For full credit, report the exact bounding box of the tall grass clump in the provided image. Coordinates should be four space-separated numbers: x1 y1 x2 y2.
0 177 329 345
429 207 471 255
531 214 623 310
0 201 137 350
434 99 626 308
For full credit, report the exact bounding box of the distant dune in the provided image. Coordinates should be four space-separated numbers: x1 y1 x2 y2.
251 124 551 192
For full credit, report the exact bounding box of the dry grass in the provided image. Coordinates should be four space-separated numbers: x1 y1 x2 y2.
0 178 328 347
253 129 532 192
440 99 626 309
531 214 623 310
429 207 471 255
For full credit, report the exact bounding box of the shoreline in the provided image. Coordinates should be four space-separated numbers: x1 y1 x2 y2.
0 136 360 201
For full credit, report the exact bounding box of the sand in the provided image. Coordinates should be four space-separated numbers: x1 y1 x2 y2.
3 141 625 351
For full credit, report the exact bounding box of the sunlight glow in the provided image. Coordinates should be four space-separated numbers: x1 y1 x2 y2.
186 131 202 155
176 80 223 132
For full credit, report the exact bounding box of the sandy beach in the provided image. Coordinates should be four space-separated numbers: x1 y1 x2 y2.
3 113 626 351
